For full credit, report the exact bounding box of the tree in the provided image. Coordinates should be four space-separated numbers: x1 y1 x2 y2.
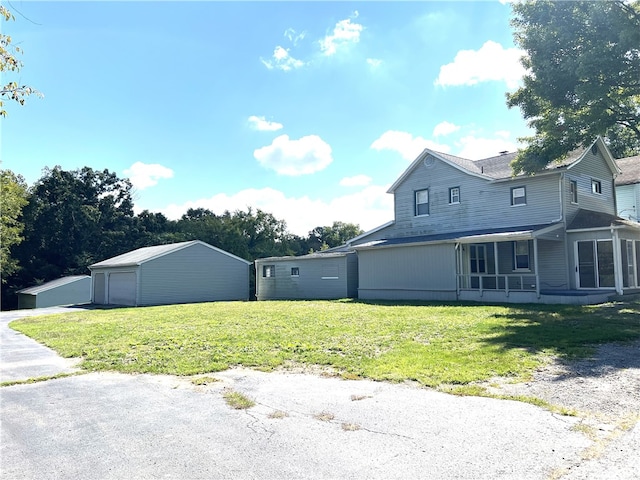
14 166 137 283
0 170 28 280
507 0 640 173
308 222 363 252
1 4 41 116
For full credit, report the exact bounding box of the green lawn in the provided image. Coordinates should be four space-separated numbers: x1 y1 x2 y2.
10 299 640 387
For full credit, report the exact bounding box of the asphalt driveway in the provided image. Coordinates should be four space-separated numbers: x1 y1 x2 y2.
1 307 637 479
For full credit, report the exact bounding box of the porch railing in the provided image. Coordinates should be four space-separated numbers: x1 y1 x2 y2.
457 274 538 295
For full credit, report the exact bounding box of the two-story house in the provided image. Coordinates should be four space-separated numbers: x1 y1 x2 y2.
256 137 640 304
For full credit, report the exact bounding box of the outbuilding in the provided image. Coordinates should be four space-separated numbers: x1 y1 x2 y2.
17 275 91 309
89 240 251 306
255 250 358 300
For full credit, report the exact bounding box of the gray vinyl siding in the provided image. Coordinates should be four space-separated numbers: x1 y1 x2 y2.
18 277 91 309
357 244 456 300
255 254 355 300
138 243 249 305
537 239 570 290
391 159 563 238
616 184 639 221
564 149 616 223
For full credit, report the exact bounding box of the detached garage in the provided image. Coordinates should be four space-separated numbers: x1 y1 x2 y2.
89 240 251 306
17 275 91 309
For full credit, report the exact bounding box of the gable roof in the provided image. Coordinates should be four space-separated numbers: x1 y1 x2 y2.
89 240 251 269
17 275 90 295
615 155 640 186
388 137 618 193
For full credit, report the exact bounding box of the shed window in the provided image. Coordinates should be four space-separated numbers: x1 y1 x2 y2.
591 179 602 195
449 187 460 204
291 267 299 277
415 189 429 216
262 265 275 278
511 187 526 206
570 180 578 204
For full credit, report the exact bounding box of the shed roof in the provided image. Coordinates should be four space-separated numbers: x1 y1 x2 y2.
17 275 90 295
90 240 251 269
567 209 640 231
255 250 355 263
615 155 640 186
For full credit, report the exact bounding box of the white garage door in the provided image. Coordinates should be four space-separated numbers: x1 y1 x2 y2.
108 272 136 306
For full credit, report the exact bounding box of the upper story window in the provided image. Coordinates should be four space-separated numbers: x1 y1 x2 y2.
570 180 578 204
262 265 275 278
415 189 429 216
511 186 526 206
591 179 602 195
291 267 299 277
449 187 460 204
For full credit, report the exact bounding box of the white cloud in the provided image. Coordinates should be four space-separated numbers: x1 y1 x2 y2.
340 174 372 187
371 130 451 161
161 185 393 237
123 162 174 190
366 58 382 69
320 15 363 56
254 134 333 176
284 28 306 45
432 121 460 137
261 46 305 71
435 40 526 90
248 115 283 132
456 134 520 160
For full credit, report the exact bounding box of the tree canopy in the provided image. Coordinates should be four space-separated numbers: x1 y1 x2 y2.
0 4 40 117
0 170 28 280
507 0 640 173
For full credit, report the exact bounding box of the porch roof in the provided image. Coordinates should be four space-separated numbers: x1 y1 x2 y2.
567 209 640 231
353 222 564 250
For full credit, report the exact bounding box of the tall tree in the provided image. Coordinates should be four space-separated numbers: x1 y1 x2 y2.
507 0 640 173
308 222 363 251
0 170 28 280
1 4 41 116
14 166 137 283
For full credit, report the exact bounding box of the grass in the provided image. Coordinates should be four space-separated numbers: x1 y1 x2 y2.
222 389 255 409
9 299 640 388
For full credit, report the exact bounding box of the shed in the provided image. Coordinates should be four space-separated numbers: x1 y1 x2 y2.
89 240 251 306
17 275 91 309
255 250 358 300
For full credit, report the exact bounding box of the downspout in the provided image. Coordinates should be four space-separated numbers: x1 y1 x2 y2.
612 227 623 295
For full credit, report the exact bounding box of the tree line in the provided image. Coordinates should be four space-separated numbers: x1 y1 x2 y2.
0 166 363 309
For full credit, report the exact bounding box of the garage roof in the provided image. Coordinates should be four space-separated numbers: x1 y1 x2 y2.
89 240 251 268
17 275 90 295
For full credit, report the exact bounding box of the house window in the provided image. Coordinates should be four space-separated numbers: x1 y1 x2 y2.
511 186 526 206
415 189 429 216
262 265 275 278
513 241 530 270
570 180 578 204
449 187 460 204
591 179 602 194
291 267 299 277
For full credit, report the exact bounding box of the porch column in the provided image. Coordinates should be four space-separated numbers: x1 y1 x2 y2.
455 243 461 298
493 242 500 294
533 238 540 298
612 228 623 295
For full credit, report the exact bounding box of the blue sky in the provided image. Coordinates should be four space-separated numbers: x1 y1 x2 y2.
2 1 531 236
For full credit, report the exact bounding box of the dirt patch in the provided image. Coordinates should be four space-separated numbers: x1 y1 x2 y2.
481 339 640 428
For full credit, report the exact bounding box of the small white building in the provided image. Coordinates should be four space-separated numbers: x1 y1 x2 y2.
616 155 640 222
89 240 251 306
17 275 91 309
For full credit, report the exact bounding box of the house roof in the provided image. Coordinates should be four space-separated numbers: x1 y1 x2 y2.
17 275 90 295
388 137 618 193
567 209 640 231
615 155 640 186
90 240 251 268
353 222 564 250
255 250 355 263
